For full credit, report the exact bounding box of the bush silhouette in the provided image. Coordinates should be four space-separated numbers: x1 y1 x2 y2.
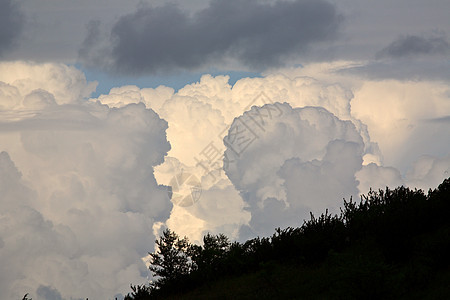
125 177 450 299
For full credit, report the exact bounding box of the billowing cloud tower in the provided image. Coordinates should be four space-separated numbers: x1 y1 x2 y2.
0 62 172 299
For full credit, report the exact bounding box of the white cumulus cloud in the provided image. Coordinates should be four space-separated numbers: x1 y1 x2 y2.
223 103 365 237
0 62 171 299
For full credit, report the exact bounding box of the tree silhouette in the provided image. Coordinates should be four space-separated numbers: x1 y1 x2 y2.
124 285 151 300
125 177 450 299
189 233 230 280
148 228 193 288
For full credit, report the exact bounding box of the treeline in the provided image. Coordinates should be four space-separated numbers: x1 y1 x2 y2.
126 178 450 299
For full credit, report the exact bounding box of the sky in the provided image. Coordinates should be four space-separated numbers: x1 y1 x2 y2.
0 0 449 299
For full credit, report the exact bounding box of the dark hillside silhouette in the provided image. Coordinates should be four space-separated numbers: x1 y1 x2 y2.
125 177 450 299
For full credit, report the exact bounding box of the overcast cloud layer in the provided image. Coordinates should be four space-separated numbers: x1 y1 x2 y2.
0 0 24 56
3 0 448 68
377 34 450 58
80 0 342 74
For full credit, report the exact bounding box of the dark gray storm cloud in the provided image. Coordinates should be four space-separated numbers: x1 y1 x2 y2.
36 285 63 300
340 33 450 81
80 0 342 74
337 60 450 81
427 116 450 124
377 34 450 58
78 20 102 67
0 0 24 56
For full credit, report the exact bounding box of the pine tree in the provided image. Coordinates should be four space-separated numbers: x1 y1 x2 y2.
149 229 192 288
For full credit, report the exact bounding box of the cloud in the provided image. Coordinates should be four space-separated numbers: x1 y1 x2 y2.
0 0 24 56
36 285 63 300
78 20 103 68
349 79 450 171
0 62 171 299
356 154 450 198
0 151 78 300
3 60 449 298
6 0 450 66
405 155 450 190
275 62 450 168
335 34 450 81
426 115 450 124
337 59 450 82
377 34 450 58
356 163 404 194
0 61 97 106
223 103 365 237
93 72 379 241
80 0 342 74
92 62 450 241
